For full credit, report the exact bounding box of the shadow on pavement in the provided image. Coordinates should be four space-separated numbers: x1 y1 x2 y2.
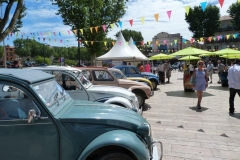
208 86 229 91
177 78 183 80
142 103 152 111
165 90 214 98
189 106 209 112
229 113 240 120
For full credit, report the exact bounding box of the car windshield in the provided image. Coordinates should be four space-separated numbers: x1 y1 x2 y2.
109 69 127 79
31 80 68 107
71 70 92 89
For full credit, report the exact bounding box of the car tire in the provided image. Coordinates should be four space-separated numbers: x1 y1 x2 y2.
99 152 133 160
135 93 145 108
150 80 157 90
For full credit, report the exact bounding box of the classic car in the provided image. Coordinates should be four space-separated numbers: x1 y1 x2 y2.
0 69 162 160
77 67 153 107
28 66 140 114
114 65 160 90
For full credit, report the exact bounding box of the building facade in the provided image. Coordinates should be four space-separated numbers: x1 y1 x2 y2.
0 45 19 66
204 15 240 51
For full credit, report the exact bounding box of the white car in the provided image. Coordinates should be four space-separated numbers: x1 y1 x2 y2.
28 66 141 114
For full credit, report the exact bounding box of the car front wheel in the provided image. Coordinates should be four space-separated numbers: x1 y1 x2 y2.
150 80 157 90
135 93 145 108
99 152 133 160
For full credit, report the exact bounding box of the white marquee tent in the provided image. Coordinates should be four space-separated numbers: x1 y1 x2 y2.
97 32 143 61
128 37 148 60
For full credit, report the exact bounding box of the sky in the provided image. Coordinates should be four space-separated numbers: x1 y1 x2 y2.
1 0 238 47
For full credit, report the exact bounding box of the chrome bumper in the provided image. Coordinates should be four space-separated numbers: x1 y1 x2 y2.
150 91 154 96
152 140 163 160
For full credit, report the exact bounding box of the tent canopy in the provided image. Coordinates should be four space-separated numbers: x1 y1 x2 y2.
128 37 148 60
97 32 143 60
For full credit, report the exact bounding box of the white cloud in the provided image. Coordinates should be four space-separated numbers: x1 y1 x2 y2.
107 0 236 42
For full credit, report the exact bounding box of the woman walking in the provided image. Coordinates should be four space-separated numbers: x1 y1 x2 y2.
192 60 208 109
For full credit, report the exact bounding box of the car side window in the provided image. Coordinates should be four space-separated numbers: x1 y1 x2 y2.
120 68 126 74
129 67 139 74
53 72 81 91
0 84 40 121
93 70 113 81
82 70 92 81
111 71 122 79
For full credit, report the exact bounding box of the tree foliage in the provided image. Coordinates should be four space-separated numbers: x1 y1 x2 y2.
52 0 129 62
0 0 26 42
116 29 144 45
185 5 220 38
227 2 240 31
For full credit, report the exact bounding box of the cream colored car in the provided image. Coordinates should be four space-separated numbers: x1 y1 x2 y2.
77 67 153 107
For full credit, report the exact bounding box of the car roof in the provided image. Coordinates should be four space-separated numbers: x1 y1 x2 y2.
0 69 54 84
29 66 83 72
76 67 108 71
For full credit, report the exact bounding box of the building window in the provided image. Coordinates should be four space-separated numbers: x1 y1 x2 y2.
207 46 211 51
214 46 219 51
10 53 12 56
10 48 12 51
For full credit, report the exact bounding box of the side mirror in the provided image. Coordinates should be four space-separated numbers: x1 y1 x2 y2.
28 109 37 124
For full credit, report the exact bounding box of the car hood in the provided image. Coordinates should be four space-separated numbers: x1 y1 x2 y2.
88 85 136 99
118 79 147 86
60 100 146 130
141 72 157 77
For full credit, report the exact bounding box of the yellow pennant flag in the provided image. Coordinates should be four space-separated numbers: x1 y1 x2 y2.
48 32 51 37
85 41 88 44
140 17 145 24
112 41 115 46
200 37 203 42
90 28 93 33
104 42 107 46
185 6 190 16
91 41 94 45
238 0 240 3
62 31 65 35
174 39 177 44
155 40 158 44
226 35 230 40
95 26 98 33
110 24 114 29
80 29 83 35
157 44 160 47
154 13 159 22
148 41 151 45
73 30 77 35
213 37 216 41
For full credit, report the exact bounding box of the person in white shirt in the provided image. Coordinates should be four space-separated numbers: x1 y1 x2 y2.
189 63 194 74
218 60 225 84
207 61 214 83
157 61 166 83
227 59 240 114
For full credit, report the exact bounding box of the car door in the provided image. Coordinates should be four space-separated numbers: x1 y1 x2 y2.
129 67 142 77
53 71 89 101
0 82 59 160
91 70 117 86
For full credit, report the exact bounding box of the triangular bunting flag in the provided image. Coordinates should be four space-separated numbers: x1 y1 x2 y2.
208 37 212 41
73 30 77 35
104 42 107 46
112 42 115 46
218 0 224 8
148 41 151 45
60 40 62 43
119 41 122 45
174 40 177 44
85 41 88 44
90 28 93 33
68 30 70 35
156 40 158 44
59 32 61 36
91 41 94 45
129 19 133 27
213 37 216 41
80 29 83 35
163 40 166 44
200 2 207 12
110 23 114 29
185 6 190 15
140 17 145 24
102 25 106 32
217 36 221 41
166 10 172 19
226 35 230 39
118 22 122 28
154 13 159 22
141 41 144 45
95 26 98 33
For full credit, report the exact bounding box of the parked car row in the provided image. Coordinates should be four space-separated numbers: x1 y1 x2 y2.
0 67 162 160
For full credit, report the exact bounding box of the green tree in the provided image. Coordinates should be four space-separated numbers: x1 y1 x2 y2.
227 2 240 31
185 5 220 38
52 0 129 64
0 45 3 58
0 0 26 42
116 29 144 46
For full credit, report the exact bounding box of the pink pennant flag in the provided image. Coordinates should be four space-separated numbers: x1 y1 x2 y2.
53 32 56 36
60 40 62 43
102 25 106 32
129 19 133 26
218 0 224 8
67 30 70 35
166 10 172 19
163 40 166 44
119 42 122 45
40 32 42 36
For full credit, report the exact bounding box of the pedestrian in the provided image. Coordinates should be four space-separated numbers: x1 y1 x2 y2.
227 59 240 114
144 62 151 72
138 63 145 72
165 61 171 83
189 62 194 74
192 60 208 109
207 61 214 83
128 62 131 65
11 60 20 68
217 60 225 84
157 61 165 83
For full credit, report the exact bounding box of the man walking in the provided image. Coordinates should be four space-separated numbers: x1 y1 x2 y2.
207 61 214 83
228 59 240 114
157 61 165 83
217 60 225 84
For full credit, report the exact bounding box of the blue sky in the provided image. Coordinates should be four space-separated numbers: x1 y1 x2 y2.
2 0 237 47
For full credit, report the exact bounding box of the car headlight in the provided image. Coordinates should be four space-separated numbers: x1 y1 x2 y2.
137 123 151 136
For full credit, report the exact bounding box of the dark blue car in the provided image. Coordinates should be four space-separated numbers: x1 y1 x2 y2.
114 65 160 90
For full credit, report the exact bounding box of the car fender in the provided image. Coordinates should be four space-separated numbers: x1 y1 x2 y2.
78 130 150 160
104 96 133 109
148 77 160 85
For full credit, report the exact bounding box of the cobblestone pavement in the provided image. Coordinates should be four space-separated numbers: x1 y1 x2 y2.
143 71 240 160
